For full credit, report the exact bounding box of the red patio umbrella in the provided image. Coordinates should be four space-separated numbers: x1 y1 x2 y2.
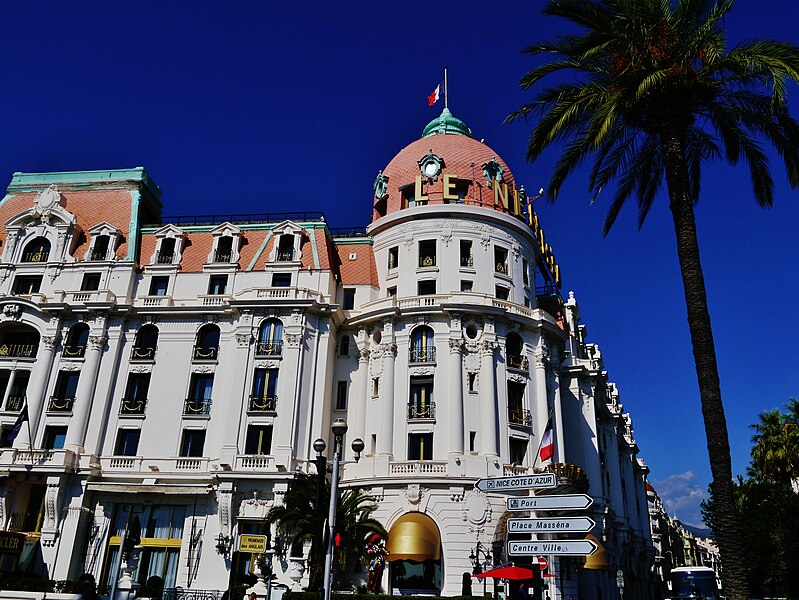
472 565 534 580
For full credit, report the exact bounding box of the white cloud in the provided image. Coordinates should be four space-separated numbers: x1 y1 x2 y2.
652 470 709 527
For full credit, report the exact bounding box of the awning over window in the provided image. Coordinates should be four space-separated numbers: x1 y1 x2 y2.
387 512 441 562
582 534 609 570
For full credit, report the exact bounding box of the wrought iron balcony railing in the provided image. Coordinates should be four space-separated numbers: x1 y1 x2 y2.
156 253 174 264
0 343 37 358
90 249 108 261
537 461 590 493
248 395 278 412
419 255 436 267
409 347 436 363
495 262 508 275
508 408 532 426
4 396 25 412
460 255 473 267
184 399 212 415
507 354 529 371
23 251 49 263
255 341 283 357
120 398 147 415
193 346 219 361
48 396 75 412
62 345 86 358
276 249 294 261
408 402 435 420
131 346 157 361
213 251 232 263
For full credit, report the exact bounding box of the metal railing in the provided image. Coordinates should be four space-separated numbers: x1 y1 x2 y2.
144 211 325 228
508 408 532 426
48 396 75 412
120 398 147 415
22 251 49 263
460 255 473 267
507 354 529 371
161 588 224 600
156 253 174 264
409 347 436 363
276 249 294 261
255 340 283 357
419 255 436 267
408 402 435 420
193 346 219 361
4 396 25 412
183 399 212 415
90 249 108 261
495 262 508 275
0 343 37 358
131 346 157 360
213 251 232 263
62 345 86 358
248 395 278 412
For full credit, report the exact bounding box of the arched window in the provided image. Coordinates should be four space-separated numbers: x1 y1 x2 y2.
22 237 50 263
194 324 220 360
506 332 528 371
410 326 435 363
256 319 283 356
132 325 159 360
0 324 40 359
63 323 90 358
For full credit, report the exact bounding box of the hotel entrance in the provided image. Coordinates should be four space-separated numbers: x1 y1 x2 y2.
386 513 442 595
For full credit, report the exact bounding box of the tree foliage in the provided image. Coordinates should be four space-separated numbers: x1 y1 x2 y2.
509 2 799 597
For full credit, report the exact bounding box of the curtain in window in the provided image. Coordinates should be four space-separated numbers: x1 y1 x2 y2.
259 320 283 344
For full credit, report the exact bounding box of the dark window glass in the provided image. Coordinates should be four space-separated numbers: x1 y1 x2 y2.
115 429 141 456
215 236 233 262
134 325 159 352
418 240 436 267
418 280 436 296
460 240 473 267
149 277 169 296
342 289 356 310
495 286 509 301
277 234 295 261
125 373 151 400
494 247 509 274
189 374 214 402
509 438 528 464
272 273 291 287
339 335 350 356
409 377 434 419
180 430 206 457
0 426 13 448
196 325 220 349
43 426 68 450
388 247 399 269
245 425 273 455
13 276 42 294
523 258 530 286
460 280 473 292
251 368 278 399
81 273 101 291
208 275 228 295
408 433 433 460
157 238 176 263
91 235 110 260
54 371 80 398
336 381 347 410
22 237 50 262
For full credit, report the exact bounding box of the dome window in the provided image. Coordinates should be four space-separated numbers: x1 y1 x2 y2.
418 150 445 182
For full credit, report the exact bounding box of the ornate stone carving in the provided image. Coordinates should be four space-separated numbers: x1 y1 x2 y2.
218 482 234 541
88 335 108 350
409 367 433 376
480 232 491 248
130 365 152 373
60 362 81 371
480 340 497 357
441 227 452 247
192 365 215 374
403 232 414 250
381 342 397 358
41 479 62 547
405 484 427 506
462 489 492 533
512 242 521 261
532 348 548 369
254 360 279 370
238 490 273 519
284 332 302 348
449 486 465 502
448 338 465 354
42 336 58 351
357 348 370 362
2 304 21 319
508 373 527 383
235 333 252 347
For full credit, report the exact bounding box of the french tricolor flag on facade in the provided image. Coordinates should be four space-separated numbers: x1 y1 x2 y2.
539 420 554 462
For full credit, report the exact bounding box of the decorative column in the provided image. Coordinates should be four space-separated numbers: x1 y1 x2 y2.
532 339 549 446
479 340 498 456
448 338 465 455
13 335 58 450
66 334 107 453
377 343 396 456
550 350 566 462
276 331 304 464
352 339 370 447
220 331 253 465
1 369 16 410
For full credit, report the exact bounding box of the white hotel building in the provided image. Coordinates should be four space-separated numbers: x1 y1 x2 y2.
0 109 653 599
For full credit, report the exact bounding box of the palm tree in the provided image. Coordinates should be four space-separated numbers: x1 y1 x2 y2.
508 1 799 597
750 409 791 483
266 472 385 590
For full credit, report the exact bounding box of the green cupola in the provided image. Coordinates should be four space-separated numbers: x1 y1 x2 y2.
422 108 473 138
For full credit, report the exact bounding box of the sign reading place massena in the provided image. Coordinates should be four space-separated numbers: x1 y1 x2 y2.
475 473 556 492
506 516 596 533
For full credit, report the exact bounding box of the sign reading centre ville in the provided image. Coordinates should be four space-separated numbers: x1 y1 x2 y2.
506 516 596 533
239 534 267 553
475 473 556 492
506 494 593 511
507 539 598 557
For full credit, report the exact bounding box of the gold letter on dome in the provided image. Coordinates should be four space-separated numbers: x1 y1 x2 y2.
414 176 429 202
443 174 459 201
493 182 509 211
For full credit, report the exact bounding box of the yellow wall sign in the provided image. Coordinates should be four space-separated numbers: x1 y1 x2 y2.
239 534 267 553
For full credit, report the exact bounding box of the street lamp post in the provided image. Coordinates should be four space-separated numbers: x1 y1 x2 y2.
313 438 328 513
470 540 492 597
322 419 364 600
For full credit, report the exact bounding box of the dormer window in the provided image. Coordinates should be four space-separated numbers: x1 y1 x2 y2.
91 236 110 261
150 225 186 266
267 221 304 264
214 236 233 263
84 222 123 262
277 234 295 262
157 238 176 264
206 223 242 265
22 238 50 263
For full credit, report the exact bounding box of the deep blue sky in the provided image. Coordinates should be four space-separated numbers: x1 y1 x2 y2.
3 1 798 525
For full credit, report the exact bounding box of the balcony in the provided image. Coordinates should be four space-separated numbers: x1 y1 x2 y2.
536 462 590 493
495 262 509 275
131 346 157 361
4 396 25 412
276 248 294 262
155 253 174 265
419 255 436 268
213 251 232 263
389 461 447 476
409 347 436 363
234 454 276 471
460 255 474 267
407 402 435 420
59 290 116 304
248 395 277 413
197 294 232 307
508 408 532 426
137 295 174 308
22 251 49 263
48 396 75 413
100 456 210 473
255 340 283 357
507 354 529 372
183 399 212 416
0 344 37 358
62 345 86 359
192 346 219 361
235 286 323 302
120 398 147 415
90 249 108 261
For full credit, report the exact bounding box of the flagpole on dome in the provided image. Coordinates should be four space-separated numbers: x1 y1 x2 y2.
444 67 448 108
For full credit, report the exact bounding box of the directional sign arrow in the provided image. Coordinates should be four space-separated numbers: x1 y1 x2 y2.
506 517 596 533
507 539 598 557
506 494 593 511
475 473 557 492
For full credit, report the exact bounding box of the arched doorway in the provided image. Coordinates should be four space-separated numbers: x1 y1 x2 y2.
387 512 442 594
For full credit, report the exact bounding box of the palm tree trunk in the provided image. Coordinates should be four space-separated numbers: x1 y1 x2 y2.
662 132 749 600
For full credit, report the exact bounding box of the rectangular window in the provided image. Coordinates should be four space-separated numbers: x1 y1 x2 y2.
43 426 68 450
54 371 80 399
13 276 42 295
508 381 528 426
387 286 397 298
276 234 295 261
81 273 101 291
342 288 356 310
509 438 528 465
418 240 436 267
5 371 30 412
372 377 379 398
335 381 348 411
92 235 110 260
494 247 509 275
125 373 151 401
408 433 433 460
157 238 176 263
495 286 509 301
251 368 279 400
186 374 214 415
388 246 399 270
460 280 473 292
180 430 206 457
115 429 141 456
215 236 233 262
460 240 473 267
401 185 416 208
339 335 350 357
468 373 477 394
271 273 291 287
245 425 273 455
469 431 477 453
522 258 530 286
149 276 169 296
208 275 228 295
418 280 436 296
409 376 434 419
524 297 531 308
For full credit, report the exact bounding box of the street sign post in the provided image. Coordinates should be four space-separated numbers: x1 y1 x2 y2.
535 556 548 571
507 517 596 533
507 539 598 556
475 473 557 492
506 494 593 511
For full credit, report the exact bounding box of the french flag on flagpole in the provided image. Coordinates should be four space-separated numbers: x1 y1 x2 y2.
539 420 554 462
427 82 442 107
